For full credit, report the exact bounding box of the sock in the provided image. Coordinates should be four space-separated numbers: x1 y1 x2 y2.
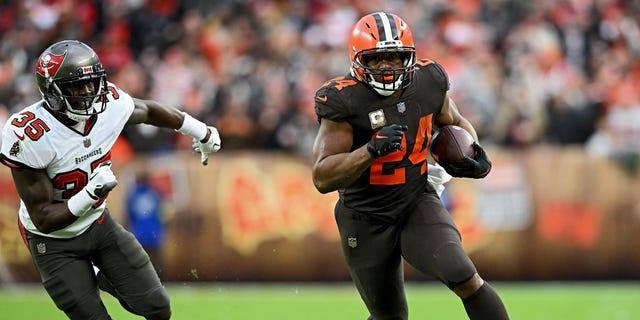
462 282 509 320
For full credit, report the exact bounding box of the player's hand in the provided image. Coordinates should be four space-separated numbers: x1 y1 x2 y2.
367 124 407 158
86 161 118 198
441 142 492 179
193 126 221 165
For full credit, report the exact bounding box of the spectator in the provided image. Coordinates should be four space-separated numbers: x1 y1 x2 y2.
126 171 173 279
0 0 638 158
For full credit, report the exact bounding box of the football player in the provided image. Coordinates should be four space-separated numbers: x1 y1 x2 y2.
0 40 221 320
311 12 508 319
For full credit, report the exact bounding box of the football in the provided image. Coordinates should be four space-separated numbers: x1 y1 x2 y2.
429 125 476 165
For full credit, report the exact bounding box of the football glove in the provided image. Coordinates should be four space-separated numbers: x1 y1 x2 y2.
193 126 221 165
440 142 492 179
86 161 118 198
68 161 117 217
367 124 407 158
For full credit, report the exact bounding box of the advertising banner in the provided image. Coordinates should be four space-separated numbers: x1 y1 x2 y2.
1 148 639 283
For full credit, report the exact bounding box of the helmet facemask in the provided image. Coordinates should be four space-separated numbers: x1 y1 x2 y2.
43 72 108 122
352 45 416 96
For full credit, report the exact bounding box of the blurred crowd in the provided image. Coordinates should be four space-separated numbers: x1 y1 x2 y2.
0 0 639 171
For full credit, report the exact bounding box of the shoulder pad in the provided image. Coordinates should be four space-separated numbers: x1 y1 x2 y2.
315 77 359 102
314 76 359 122
417 59 450 91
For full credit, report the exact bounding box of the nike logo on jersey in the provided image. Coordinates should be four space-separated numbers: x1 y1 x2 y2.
316 95 328 103
13 130 25 141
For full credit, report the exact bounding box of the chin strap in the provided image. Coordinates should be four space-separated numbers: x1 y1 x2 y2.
373 87 396 96
65 109 93 122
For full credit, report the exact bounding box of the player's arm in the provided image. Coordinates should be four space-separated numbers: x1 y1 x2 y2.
10 168 77 234
128 98 221 164
10 162 118 234
434 94 479 141
311 119 374 193
434 94 492 178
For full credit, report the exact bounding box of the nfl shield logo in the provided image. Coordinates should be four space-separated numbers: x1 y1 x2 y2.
36 243 47 254
396 102 406 113
83 138 91 148
347 237 357 248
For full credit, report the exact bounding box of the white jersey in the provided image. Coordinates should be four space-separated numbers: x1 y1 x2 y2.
0 82 134 238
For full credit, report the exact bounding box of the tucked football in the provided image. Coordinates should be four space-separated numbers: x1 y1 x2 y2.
429 125 476 165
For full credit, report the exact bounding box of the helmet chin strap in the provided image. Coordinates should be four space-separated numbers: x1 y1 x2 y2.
65 110 92 122
373 87 396 96
64 101 95 122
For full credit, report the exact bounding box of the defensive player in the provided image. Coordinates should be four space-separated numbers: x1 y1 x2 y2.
311 12 509 319
0 40 221 319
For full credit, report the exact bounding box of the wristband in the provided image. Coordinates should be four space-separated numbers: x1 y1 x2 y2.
67 189 97 217
177 113 208 141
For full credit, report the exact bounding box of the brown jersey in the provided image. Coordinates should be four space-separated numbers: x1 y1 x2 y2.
314 59 450 221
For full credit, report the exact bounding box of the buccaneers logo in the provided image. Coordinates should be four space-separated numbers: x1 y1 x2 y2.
35 52 66 77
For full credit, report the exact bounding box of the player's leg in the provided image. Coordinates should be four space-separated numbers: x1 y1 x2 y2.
92 211 171 320
94 267 140 315
25 232 111 320
400 193 509 320
456 273 510 320
335 202 408 320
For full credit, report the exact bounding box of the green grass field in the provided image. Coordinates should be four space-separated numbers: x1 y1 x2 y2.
0 281 638 319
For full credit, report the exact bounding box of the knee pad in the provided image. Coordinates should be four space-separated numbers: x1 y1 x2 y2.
147 286 171 311
127 285 171 317
432 242 477 289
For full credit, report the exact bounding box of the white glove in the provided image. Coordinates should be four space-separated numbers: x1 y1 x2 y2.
86 161 118 198
427 163 452 197
67 161 117 217
192 126 221 165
